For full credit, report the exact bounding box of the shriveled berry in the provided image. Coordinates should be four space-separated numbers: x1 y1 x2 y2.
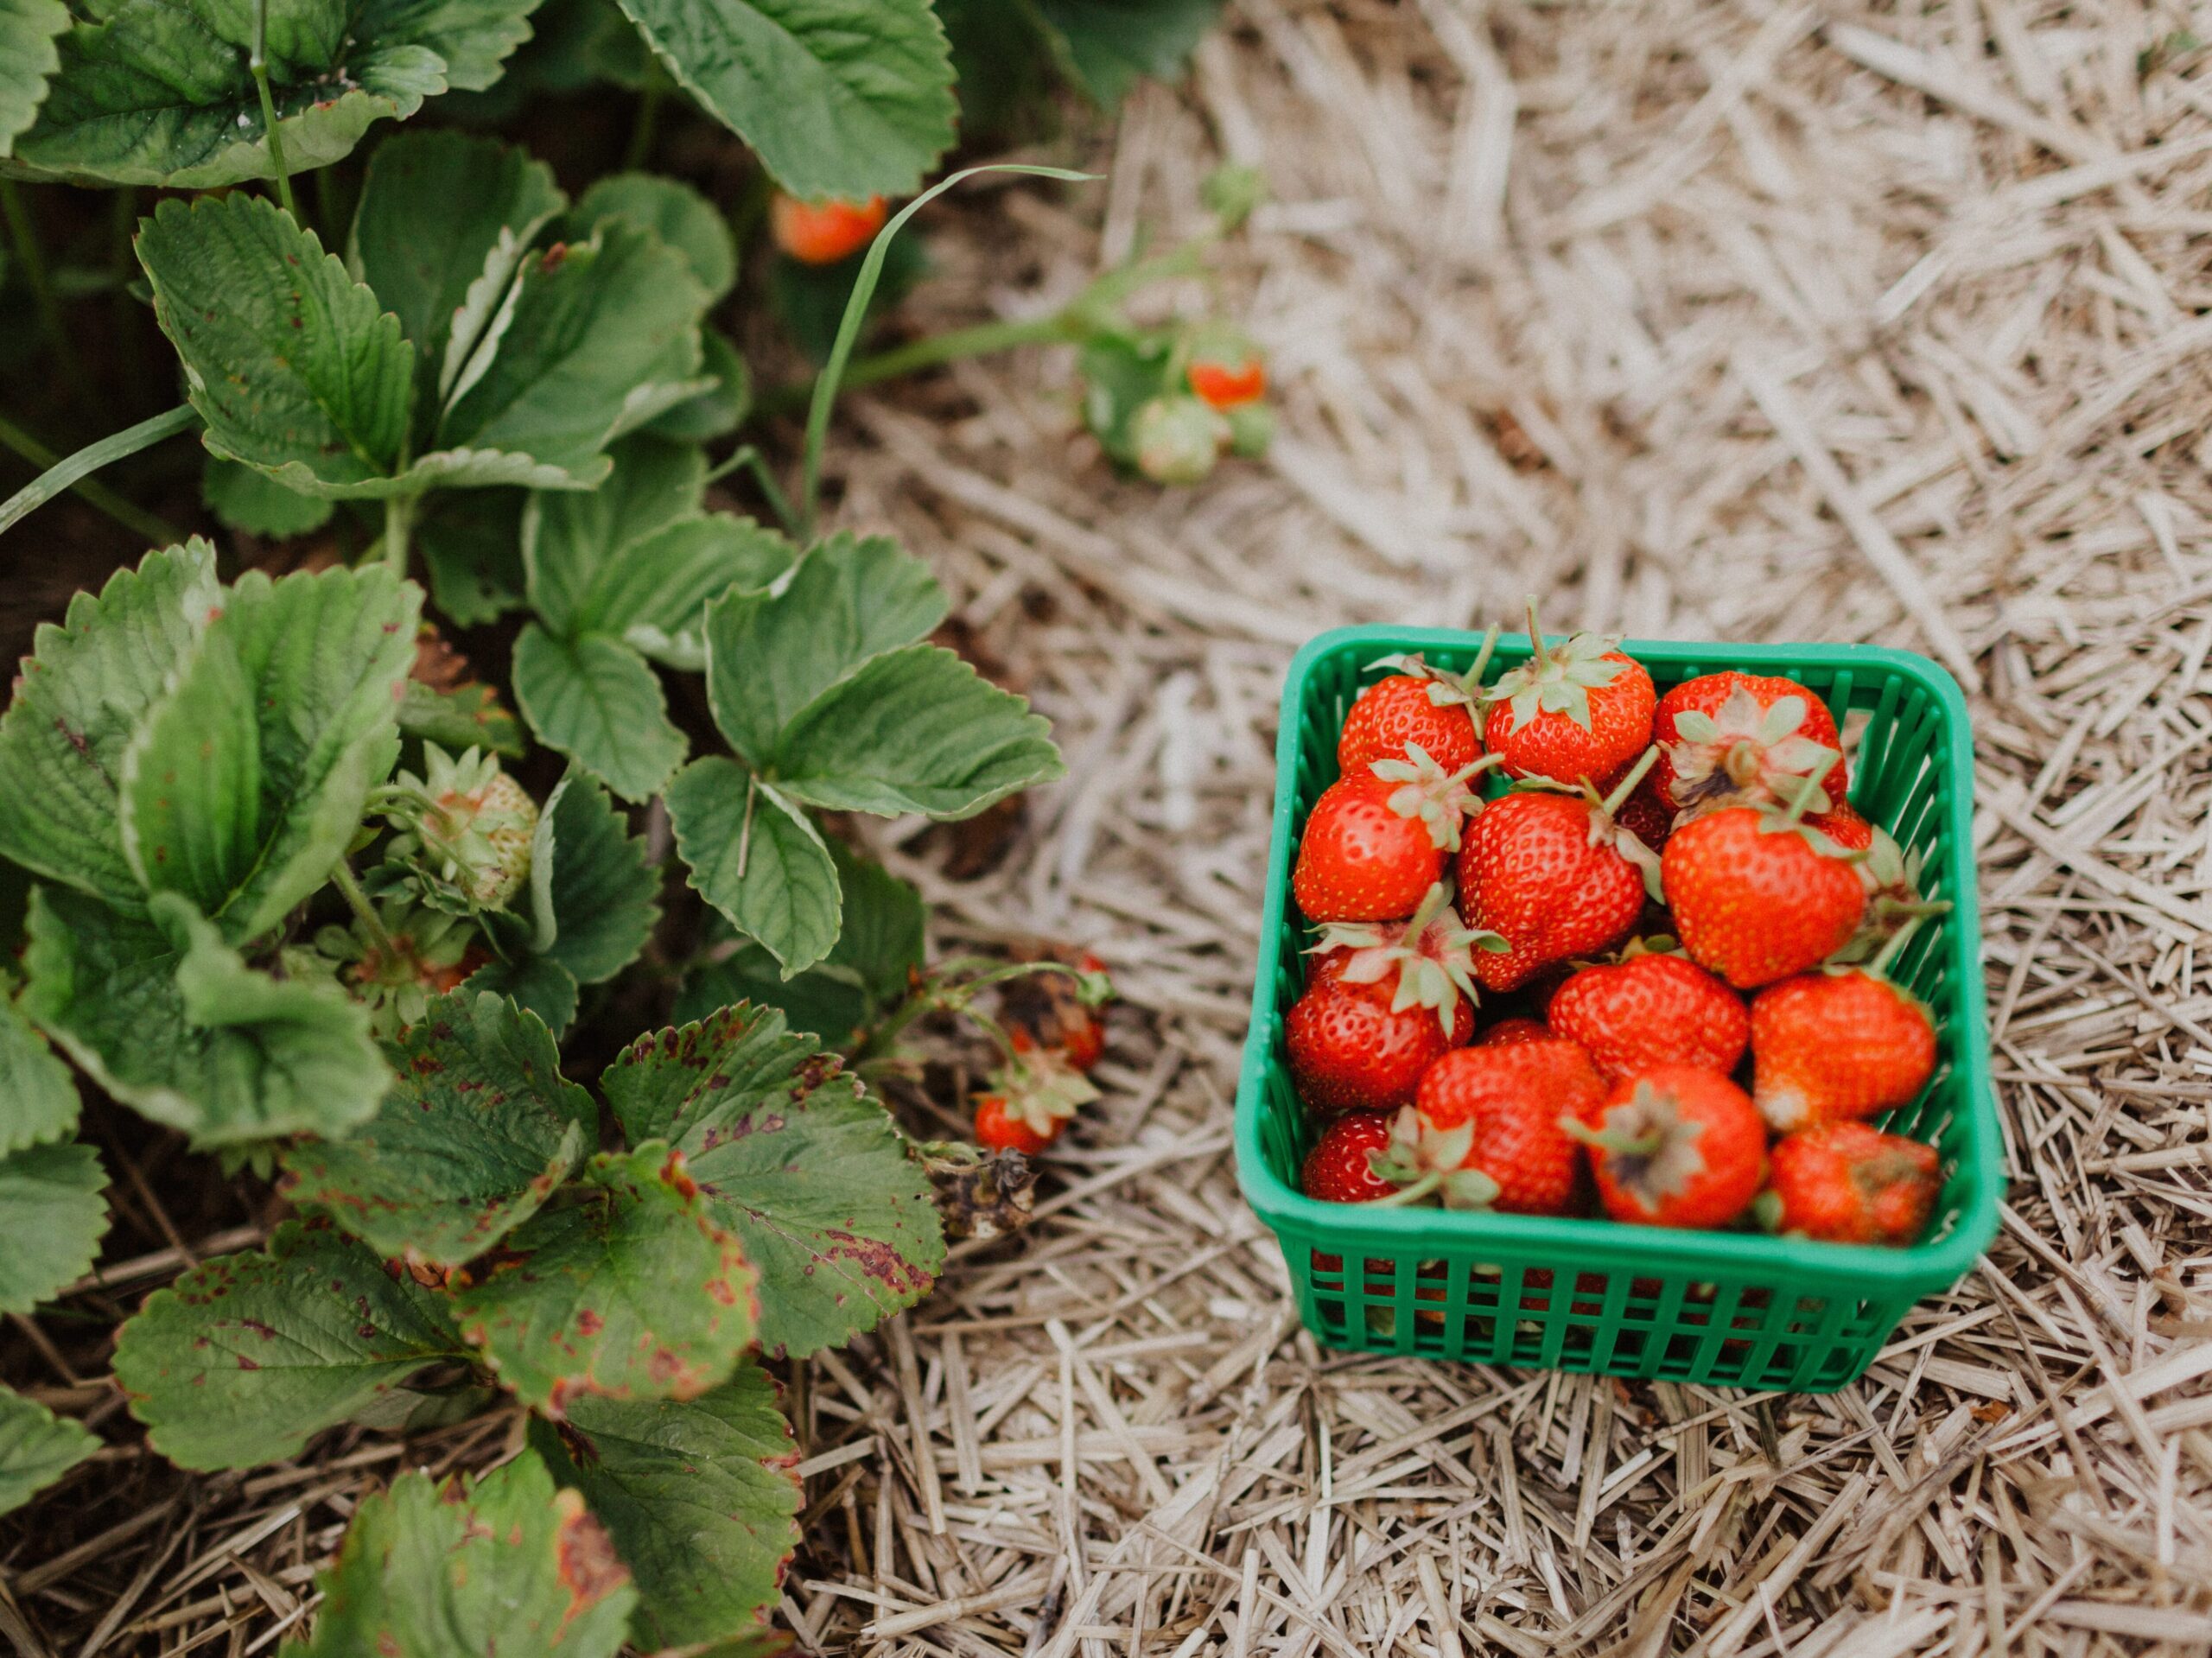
1760 1121 1941 1246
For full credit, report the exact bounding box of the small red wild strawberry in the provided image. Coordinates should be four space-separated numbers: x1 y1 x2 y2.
1757 1121 1942 1246
771 192 887 264
1749 924 1939 1132
1565 1065 1765 1229
1662 788 1866 989
1455 748 1663 991
1652 672 1845 813
1337 634 1497 776
1480 600 1656 785
1294 746 1486 922
1287 884 1497 1111
1388 1038 1605 1215
1548 945 1749 1084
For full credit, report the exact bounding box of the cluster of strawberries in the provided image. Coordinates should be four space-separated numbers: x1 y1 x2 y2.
971 952 1113 1156
1290 608 1948 1248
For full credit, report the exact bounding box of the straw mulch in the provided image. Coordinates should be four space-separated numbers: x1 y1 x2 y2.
10 2 2212 1654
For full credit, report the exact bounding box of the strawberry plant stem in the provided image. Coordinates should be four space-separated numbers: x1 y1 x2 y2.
329 861 397 958
383 493 413 577
249 0 298 221
1782 750 1841 827
626 59 671 170
1868 912 1926 980
0 412 184 547
703 443 800 537
0 403 196 541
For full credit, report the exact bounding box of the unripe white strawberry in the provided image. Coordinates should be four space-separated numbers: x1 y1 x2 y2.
1133 394 1229 486
392 745 538 908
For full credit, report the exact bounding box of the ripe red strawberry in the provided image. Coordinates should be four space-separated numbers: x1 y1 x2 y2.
1758 1121 1941 1245
1662 805 1866 988
1294 748 1479 922
1287 886 1490 1111
1338 647 1492 776
1003 950 1113 1071
973 1030 1096 1153
1611 770 1677 850
1481 602 1656 784
1548 950 1749 1083
1652 673 1846 813
771 193 887 264
1478 1017 1553 1046
974 1095 1056 1155
1300 1110 1400 1204
1395 1039 1604 1215
1806 800 1872 852
1750 969 1937 1132
1455 753 1662 992
1566 1066 1765 1229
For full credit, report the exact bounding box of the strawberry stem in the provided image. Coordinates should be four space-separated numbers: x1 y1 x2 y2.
1599 745 1661 816
1782 750 1841 827
1523 595 1547 664
1466 621 1503 688
1371 1171 1443 1207
1558 1115 1663 1158
1868 912 1927 980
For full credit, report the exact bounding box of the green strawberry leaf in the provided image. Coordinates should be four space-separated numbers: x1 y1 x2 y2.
528 1363 800 1647
613 0 956 199
0 542 220 913
439 220 710 489
111 1220 466 1470
461 952 582 1039
348 130 566 417
1035 0 1221 105
448 1146 757 1416
0 1140 107 1314
603 1002 942 1357
584 516 794 670
120 564 418 943
0 1385 98 1518
278 990 594 1268
524 433 707 635
645 330 751 442
3 0 533 188
675 842 921 1042
139 194 415 494
417 489 528 626
771 645 1064 818
399 677 527 759
665 759 841 978
23 888 391 1147
511 626 689 804
202 456 335 538
569 171 737 303
294 1452 635 1658
525 772 660 984
0 0 67 157
702 532 944 768
0 993 80 1155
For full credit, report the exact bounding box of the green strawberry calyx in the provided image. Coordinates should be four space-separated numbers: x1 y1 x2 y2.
1367 622 1502 712
984 1039 1101 1137
1667 685 1842 812
1370 745 1498 851
1308 882 1507 1034
385 743 540 910
1560 1083 1708 1209
1481 598 1630 734
1368 1108 1502 1209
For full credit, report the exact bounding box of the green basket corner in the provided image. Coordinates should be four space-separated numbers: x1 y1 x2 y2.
1233 625 2003 1390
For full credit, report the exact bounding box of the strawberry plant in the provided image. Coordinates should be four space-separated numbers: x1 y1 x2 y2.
0 0 1217 1629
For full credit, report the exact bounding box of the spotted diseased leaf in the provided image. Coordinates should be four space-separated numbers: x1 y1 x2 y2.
23 889 391 1147
0 542 219 913
111 1221 467 1471
291 1451 636 1658
664 759 841 978
0 994 80 1155
529 1362 801 1646
0 1385 98 1517
448 1147 757 1417
4 0 535 187
602 1002 943 1357
612 0 956 200
279 991 594 1268
0 1140 107 1314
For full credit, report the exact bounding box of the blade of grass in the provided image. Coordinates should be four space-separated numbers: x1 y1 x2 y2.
0 404 197 543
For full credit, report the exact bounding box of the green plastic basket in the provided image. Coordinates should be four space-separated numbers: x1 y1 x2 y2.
1234 626 2002 1391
